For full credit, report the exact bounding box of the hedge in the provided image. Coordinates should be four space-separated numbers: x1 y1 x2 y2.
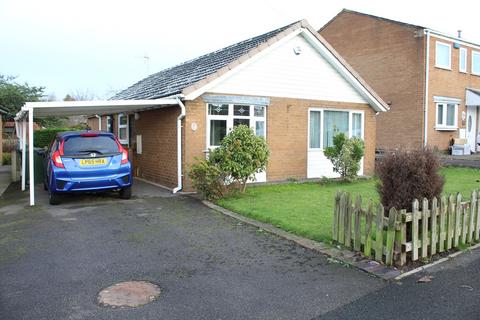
33 128 71 148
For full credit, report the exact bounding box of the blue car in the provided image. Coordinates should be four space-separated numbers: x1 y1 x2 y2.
44 130 132 205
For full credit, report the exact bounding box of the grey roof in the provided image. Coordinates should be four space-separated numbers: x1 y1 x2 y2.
111 21 299 100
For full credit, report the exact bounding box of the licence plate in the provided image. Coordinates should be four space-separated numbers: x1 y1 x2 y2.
79 158 107 166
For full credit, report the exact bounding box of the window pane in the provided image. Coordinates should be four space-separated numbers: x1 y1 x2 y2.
210 120 227 146
233 118 250 127
208 104 229 116
473 52 480 74
446 104 456 126
254 106 265 117
255 121 265 138
323 111 349 148
309 111 321 148
234 105 250 116
436 43 450 68
460 49 467 72
119 128 127 140
437 104 444 125
64 136 119 155
119 115 127 125
352 113 362 138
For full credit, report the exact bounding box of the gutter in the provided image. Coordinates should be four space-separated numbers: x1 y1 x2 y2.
172 97 186 193
424 29 431 147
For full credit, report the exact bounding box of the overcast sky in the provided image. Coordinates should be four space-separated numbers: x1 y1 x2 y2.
2 0 480 100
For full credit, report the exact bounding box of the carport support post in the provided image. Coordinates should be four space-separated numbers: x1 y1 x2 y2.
28 108 34 206
21 117 26 191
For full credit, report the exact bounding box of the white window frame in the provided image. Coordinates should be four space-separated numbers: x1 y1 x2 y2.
106 115 112 132
459 47 467 73
472 51 480 76
435 41 452 70
205 104 267 149
117 113 129 145
435 102 458 131
307 108 365 151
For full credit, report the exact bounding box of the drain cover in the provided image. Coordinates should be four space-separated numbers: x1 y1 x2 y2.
98 281 161 308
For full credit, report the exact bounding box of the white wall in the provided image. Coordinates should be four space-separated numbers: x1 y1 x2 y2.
209 33 367 104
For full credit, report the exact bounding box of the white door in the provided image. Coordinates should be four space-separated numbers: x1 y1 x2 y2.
466 106 477 153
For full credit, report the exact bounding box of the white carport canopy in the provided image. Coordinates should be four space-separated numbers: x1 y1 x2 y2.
466 88 480 106
15 98 186 206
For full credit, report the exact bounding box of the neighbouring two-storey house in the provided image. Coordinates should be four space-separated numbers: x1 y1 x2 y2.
320 9 480 152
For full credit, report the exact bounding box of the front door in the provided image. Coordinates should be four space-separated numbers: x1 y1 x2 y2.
466 106 477 153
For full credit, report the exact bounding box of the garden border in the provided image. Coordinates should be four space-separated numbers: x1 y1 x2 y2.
203 200 480 281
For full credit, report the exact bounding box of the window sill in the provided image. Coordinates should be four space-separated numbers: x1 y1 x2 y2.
435 126 458 131
435 65 452 71
472 72 480 77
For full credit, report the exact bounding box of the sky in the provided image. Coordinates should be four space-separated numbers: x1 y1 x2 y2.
1 0 480 100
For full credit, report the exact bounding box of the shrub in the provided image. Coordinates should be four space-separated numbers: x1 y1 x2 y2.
2 153 11 165
376 148 445 211
33 128 70 148
188 155 227 201
324 133 364 182
212 125 269 193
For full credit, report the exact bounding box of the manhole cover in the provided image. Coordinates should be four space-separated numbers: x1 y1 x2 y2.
98 281 161 308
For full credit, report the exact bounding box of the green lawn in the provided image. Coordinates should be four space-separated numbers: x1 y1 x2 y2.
217 167 480 243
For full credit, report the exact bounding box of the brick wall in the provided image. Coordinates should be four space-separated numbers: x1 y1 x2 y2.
427 35 480 150
134 107 179 188
320 11 425 150
182 93 377 191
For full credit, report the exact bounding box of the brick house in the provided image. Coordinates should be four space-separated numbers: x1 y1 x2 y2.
320 9 480 152
88 19 388 191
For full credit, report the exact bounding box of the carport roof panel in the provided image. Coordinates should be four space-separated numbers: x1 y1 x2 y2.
16 99 179 119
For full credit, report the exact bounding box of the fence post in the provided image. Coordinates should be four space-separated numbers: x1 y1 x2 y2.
338 193 346 244
430 197 438 256
364 201 373 258
421 198 429 258
468 190 477 244
439 196 447 253
353 195 362 252
447 194 455 250
454 193 462 247
344 193 352 248
333 191 341 242
385 208 397 266
375 204 384 262
476 191 480 241
412 199 419 261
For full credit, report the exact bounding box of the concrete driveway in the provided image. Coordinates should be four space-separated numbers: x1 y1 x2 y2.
0 181 385 320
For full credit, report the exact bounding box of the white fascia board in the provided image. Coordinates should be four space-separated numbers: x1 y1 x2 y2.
300 30 387 112
426 29 480 50
184 29 303 101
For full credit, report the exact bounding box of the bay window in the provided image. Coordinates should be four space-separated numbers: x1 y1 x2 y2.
207 103 266 148
308 108 364 149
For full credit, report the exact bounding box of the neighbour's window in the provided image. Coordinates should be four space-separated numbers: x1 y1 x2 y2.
436 103 457 129
435 41 451 69
309 109 363 149
118 114 128 145
472 51 480 75
207 103 266 148
459 48 467 73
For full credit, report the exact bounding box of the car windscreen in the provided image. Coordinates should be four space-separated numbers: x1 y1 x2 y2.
63 136 119 155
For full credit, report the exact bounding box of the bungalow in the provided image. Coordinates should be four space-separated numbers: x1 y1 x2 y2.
87 19 388 191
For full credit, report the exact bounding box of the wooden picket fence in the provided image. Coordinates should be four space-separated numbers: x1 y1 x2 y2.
332 190 480 267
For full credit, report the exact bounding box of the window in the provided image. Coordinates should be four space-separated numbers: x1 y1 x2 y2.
435 41 451 69
207 104 266 148
435 103 458 130
459 48 467 73
118 113 129 144
472 51 480 75
308 109 363 149
106 115 112 132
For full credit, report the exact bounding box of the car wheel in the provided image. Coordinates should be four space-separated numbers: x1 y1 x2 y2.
119 186 131 199
49 190 61 205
